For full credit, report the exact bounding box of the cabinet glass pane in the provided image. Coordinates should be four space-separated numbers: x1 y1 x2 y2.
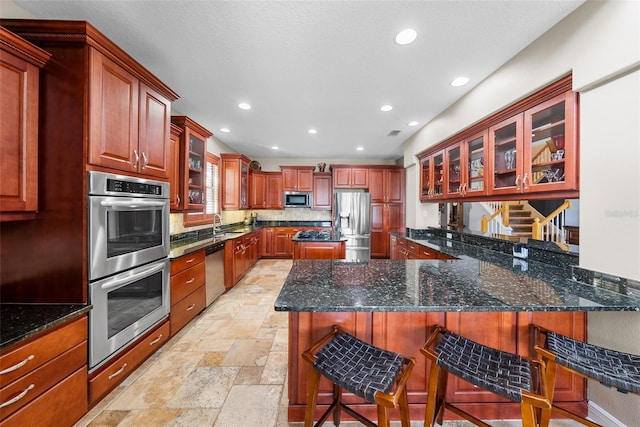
421 159 431 197
530 101 566 185
493 123 518 190
466 136 485 192
447 146 461 196
433 153 444 196
188 134 205 205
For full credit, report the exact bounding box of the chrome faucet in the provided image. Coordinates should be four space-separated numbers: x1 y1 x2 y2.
213 213 224 235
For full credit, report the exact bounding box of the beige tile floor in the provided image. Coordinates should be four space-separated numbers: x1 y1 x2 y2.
75 259 580 427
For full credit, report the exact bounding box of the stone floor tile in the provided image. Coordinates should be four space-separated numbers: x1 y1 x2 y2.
166 366 239 409
213 384 281 427
261 350 288 384
220 338 273 366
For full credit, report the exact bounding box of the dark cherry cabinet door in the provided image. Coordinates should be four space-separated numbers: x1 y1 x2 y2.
250 171 266 208
138 82 171 178
265 173 283 209
88 49 139 173
312 173 332 210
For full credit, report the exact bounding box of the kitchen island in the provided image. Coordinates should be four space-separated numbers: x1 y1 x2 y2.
274 237 640 422
291 230 347 260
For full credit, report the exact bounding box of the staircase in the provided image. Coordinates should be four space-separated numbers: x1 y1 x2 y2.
508 203 535 239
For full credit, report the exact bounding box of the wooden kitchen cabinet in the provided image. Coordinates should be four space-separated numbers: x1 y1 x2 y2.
0 316 87 426
369 167 404 203
312 173 332 210
370 202 404 258
419 76 578 202
0 28 50 221
331 166 369 189
274 227 301 258
89 49 172 179
221 153 251 210
224 230 261 289
171 116 212 211
281 166 314 192
170 249 206 335
292 240 345 259
251 171 283 209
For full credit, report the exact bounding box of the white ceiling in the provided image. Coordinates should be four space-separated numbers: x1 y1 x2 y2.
12 0 584 160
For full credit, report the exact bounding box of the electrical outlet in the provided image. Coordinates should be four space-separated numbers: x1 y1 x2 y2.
446 233 452 239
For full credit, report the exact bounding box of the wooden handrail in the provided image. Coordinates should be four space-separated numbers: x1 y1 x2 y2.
480 202 510 233
531 200 572 241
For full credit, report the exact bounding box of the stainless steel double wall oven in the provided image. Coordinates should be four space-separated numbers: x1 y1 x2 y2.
87 171 170 371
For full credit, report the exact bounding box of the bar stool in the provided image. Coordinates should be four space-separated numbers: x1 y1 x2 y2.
302 325 415 427
532 324 640 427
420 325 550 427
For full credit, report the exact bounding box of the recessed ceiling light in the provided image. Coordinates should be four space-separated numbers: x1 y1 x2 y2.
308 129 318 134
395 29 417 45
356 146 364 151
450 77 469 87
380 105 393 112
220 128 230 133
408 121 419 127
271 146 279 150
238 103 252 110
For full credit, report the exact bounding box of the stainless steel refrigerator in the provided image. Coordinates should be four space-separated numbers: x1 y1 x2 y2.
333 191 370 261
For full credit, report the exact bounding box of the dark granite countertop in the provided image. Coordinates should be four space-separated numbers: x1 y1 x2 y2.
0 304 92 350
274 237 640 313
292 230 347 242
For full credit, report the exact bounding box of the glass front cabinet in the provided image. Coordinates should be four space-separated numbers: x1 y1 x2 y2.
419 80 578 202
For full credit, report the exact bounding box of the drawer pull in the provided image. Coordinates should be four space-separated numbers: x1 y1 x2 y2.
0 384 34 409
186 304 196 311
186 258 196 264
108 363 128 380
185 278 195 284
0 355 35 375
149 334 163 346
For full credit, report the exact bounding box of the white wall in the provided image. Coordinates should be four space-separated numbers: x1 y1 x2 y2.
403 1 640 423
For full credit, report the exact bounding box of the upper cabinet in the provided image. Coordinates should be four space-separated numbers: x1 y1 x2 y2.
281 166 314 192
331 166 369 189
0 27 50 221
169 124 183 210
312 172 332 210
171 116 212 211
251 171 283 209
222 153 251 210
369 167 404 203
88 49 172 178
419 76 578 202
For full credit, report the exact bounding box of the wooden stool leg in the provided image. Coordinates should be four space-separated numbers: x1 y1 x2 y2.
305 368 321 427
539 359 557 427
399 386 411 427
332 383 342 426
521 402 537 427
425 363 447 427
377 405 390 427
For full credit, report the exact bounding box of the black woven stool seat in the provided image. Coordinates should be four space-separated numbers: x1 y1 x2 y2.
314 331 404 402
434 331 534 403
547 331 640 394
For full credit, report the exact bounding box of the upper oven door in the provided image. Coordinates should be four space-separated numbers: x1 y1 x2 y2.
88 195 169 280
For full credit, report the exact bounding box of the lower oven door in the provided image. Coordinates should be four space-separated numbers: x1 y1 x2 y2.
88 195 169 281
88 259 170 370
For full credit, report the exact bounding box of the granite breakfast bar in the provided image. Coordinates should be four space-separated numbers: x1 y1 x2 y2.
274 236 640 422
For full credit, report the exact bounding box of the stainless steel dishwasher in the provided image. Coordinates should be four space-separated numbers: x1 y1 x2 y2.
205 241 225 306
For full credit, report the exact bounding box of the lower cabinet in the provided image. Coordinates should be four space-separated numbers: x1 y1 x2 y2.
292 241 345 259
224 230 261 289
262 227 327 258
170 249 206 335
0 316 88 426
89 320 169 405
390 235 449 260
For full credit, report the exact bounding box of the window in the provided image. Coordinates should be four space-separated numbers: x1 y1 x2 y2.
184 152 221 226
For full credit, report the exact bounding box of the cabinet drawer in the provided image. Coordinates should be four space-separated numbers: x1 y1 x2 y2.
0 316 87 386
0 341 86 420
406 241 420 256
89 320 169 404
170 250 205 275
1 367 87 427
170 261 205 303
419 247 438 259
170 286 205 335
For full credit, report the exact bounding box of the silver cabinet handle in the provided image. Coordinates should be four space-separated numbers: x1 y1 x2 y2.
149 334 163 346
0 384 34 409
515 175 521 190
186 258 196 264
523 173 529 190
0 355 34 375
185 278 195 284
186 304 196 311
108 363 127 380
141 151 148 169
176 195 180 205
133 150 139 168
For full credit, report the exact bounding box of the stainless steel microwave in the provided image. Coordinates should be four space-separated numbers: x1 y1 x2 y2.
284 191 311 208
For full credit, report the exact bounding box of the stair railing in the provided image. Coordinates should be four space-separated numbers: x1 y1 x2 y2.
480 201 510 235
531 200 572 249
